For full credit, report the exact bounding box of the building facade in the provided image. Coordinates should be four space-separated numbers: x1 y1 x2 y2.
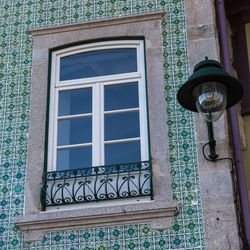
0 0 248 249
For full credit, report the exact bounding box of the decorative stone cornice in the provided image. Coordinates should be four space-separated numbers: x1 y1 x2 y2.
29 12 165 37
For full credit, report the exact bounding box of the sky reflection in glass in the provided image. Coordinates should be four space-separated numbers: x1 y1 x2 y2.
58 117 92 146
105 111 140 141
57 147 92 170
58 88 92 116
104 82 138 111
105 141 141 165
60 49 137 81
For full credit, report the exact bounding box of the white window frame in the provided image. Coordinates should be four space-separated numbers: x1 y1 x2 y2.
48 40 149 171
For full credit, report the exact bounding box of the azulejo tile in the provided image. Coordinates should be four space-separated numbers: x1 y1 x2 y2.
65 231 80 244
51 232 65 245
79 229 94 243
139 225 153 237
80 242 95 250
109 226 124 240
109 240 124 249
124 239 139 250
139 237 154 249
124 225 139 238
95 228 109 241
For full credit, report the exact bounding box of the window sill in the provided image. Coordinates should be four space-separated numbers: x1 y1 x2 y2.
16 199 178 242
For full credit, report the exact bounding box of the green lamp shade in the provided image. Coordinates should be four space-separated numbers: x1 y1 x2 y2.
177 58 243 116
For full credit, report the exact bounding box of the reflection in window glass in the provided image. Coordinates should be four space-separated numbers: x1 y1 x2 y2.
105 141 141 165
58 88 92 116
58 117 92 146
104 82 139 111
105 111 140 141
60 49 137 81
57 147 92 170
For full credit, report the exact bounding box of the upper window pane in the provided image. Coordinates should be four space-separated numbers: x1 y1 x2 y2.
60 48 137 81
104 83 139 111
58 88 92 116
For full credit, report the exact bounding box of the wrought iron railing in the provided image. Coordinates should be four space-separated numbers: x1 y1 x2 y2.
41 161 152 210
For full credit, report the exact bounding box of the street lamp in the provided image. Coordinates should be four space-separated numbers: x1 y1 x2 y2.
177 57 243 160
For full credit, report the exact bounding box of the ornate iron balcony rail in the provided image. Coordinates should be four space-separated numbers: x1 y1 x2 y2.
41 161 152 210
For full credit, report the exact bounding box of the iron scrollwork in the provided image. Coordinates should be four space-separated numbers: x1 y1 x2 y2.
41 161 152 210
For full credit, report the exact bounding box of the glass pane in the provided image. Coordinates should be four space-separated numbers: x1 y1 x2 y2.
105 111 140 141
104 82 139 111
58 88 92 116
105 141 141 165
57 147 92 170
58 117 92 146
60 49 137 81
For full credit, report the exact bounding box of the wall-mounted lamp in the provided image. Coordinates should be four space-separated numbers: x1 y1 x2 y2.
177 57 243 161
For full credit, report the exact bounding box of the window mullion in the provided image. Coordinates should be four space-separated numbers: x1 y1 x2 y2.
92 84 102 166
100 83 105 165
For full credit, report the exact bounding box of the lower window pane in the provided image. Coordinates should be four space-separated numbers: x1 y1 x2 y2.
105 141 141 165
57 147 92 170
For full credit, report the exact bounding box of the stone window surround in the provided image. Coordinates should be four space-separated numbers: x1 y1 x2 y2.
15 12 178 243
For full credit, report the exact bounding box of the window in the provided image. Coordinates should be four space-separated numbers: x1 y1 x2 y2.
43 40 152 208
48 41 149 172
41 41 152 208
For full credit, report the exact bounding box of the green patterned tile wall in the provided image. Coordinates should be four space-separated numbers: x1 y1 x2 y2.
0 0 206 249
